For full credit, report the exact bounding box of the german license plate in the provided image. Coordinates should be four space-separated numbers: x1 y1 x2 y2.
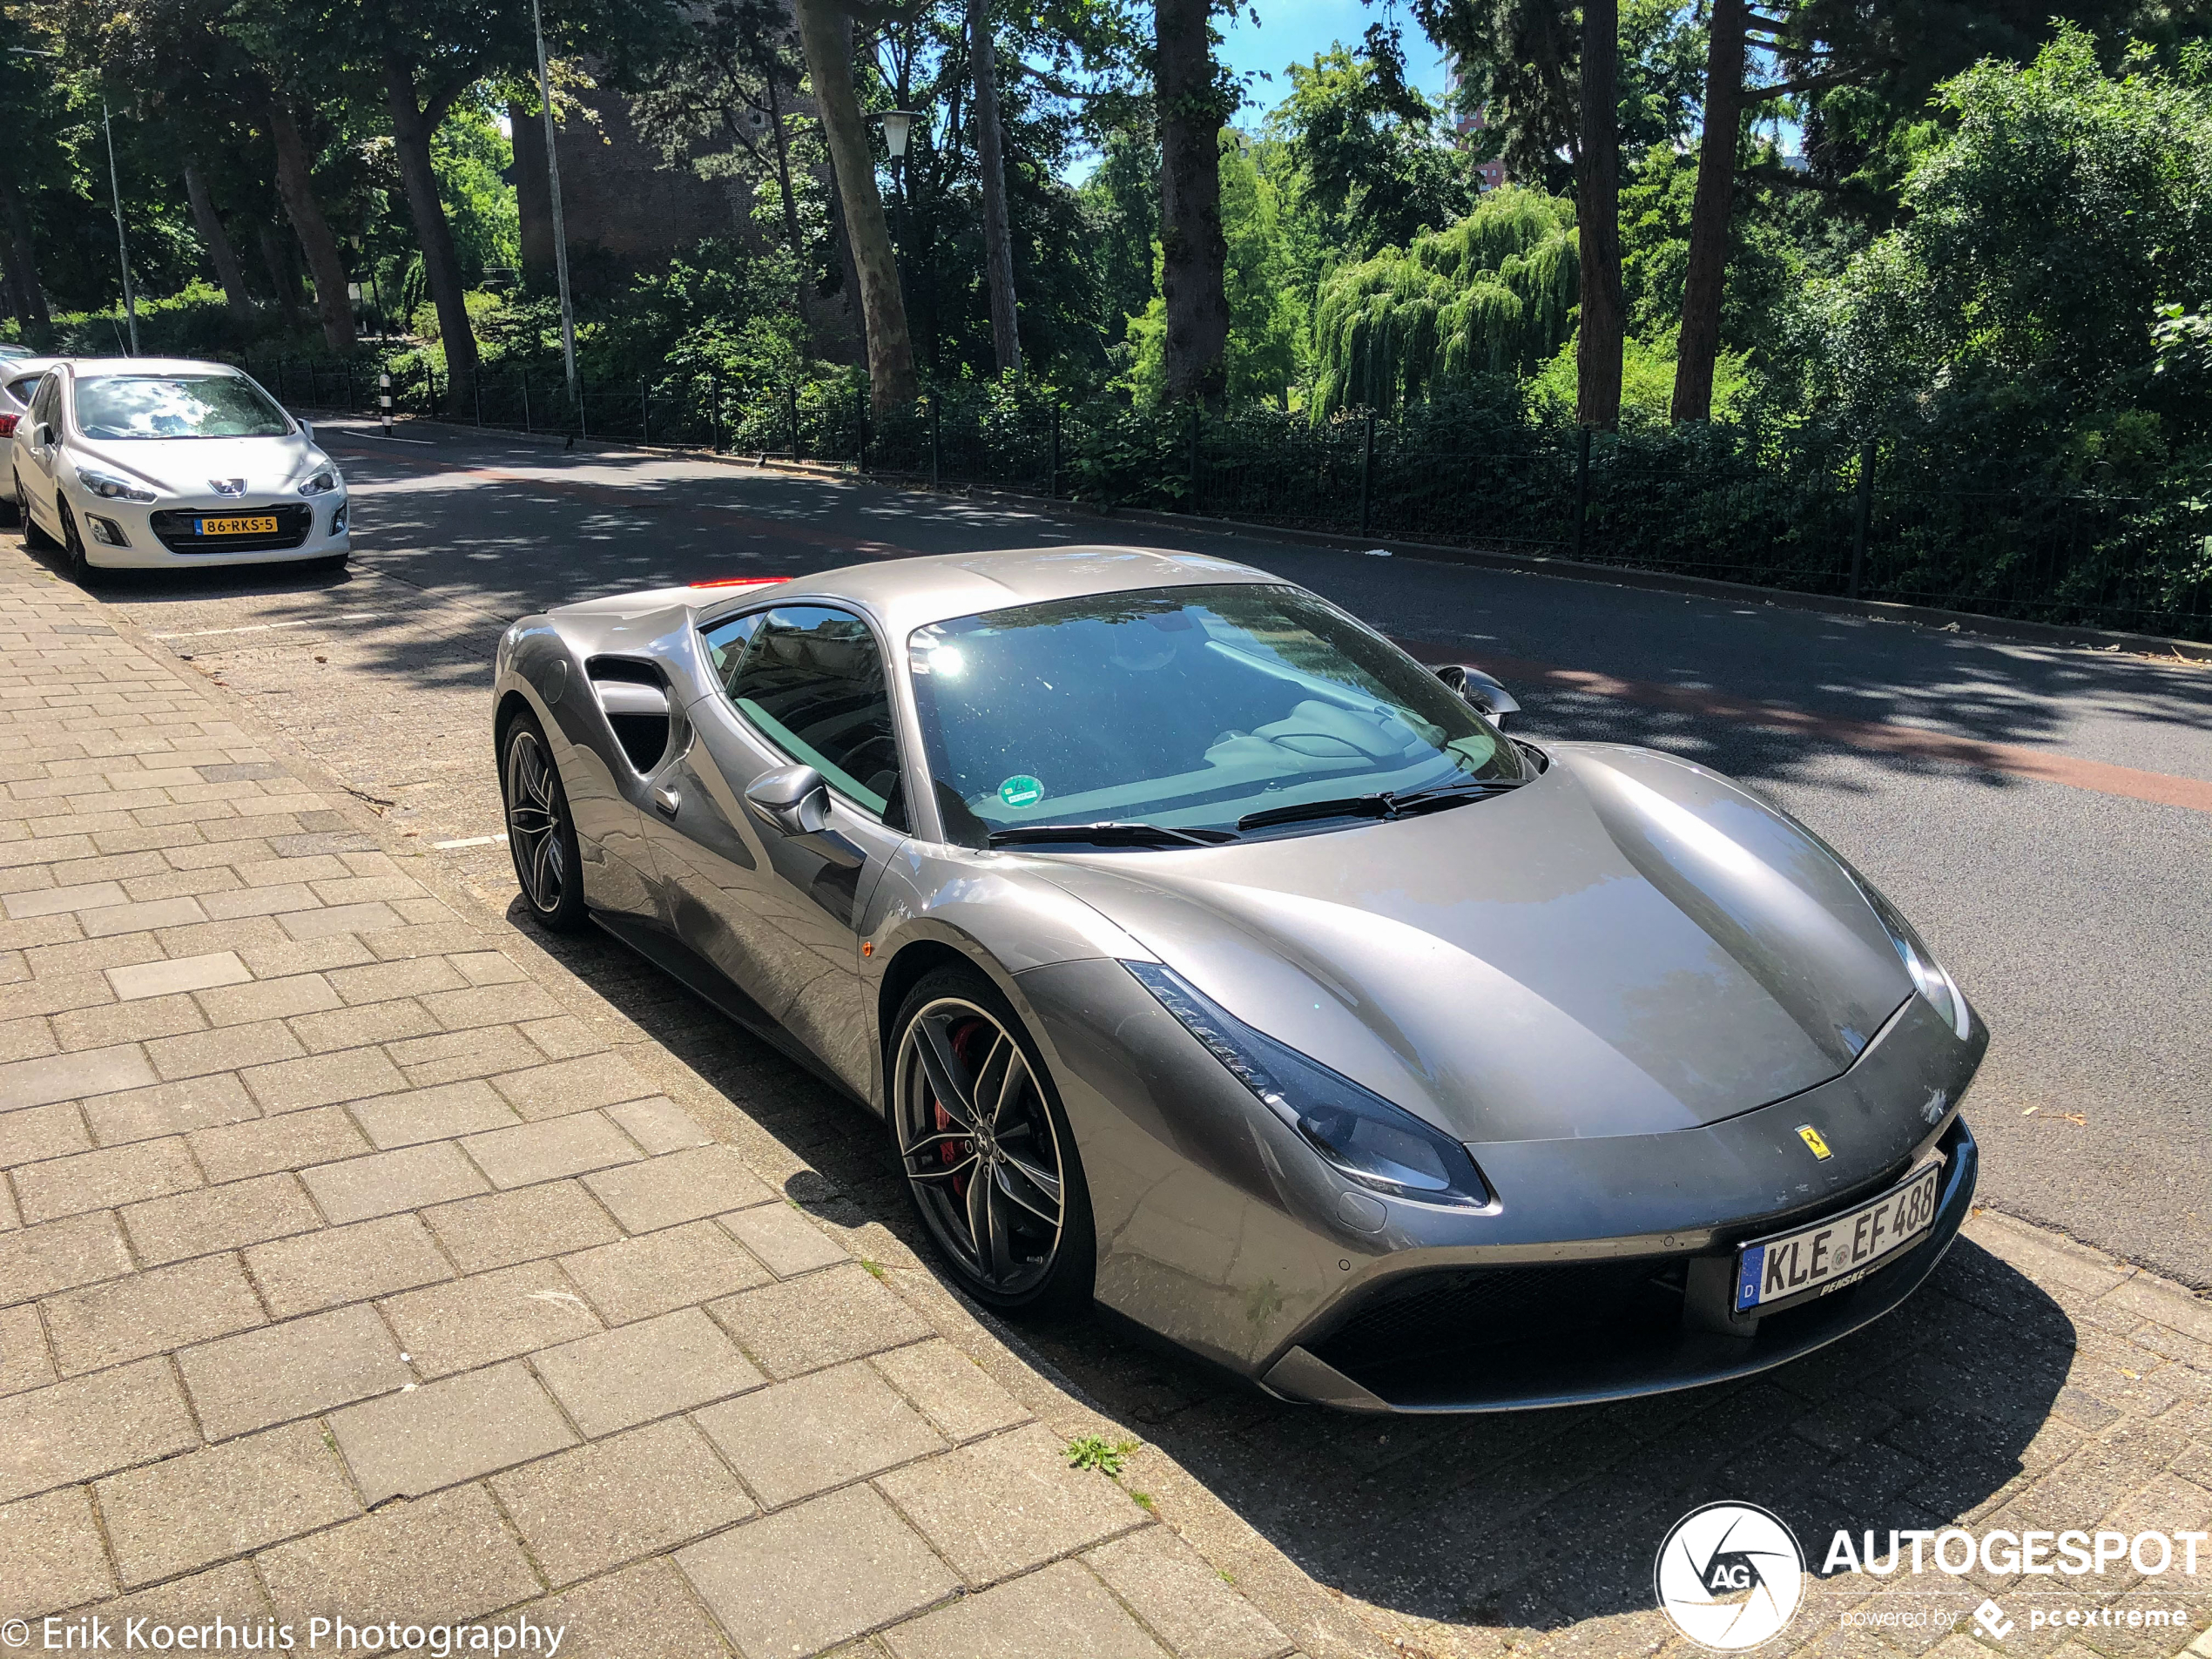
1735 1161 1943 1312
196 515 276 536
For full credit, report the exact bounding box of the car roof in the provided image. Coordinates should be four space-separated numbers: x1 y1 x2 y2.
705 545 1281 638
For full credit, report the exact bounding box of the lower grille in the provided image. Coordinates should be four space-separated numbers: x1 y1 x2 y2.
1310 1257 1687 1379
151 504 314 553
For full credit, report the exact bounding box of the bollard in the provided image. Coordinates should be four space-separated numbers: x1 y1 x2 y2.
379 370 393 438
930 395 941 489
789 385 801 462
1849 436 1875 600
1359 410 1375 536
1572 424 1591 559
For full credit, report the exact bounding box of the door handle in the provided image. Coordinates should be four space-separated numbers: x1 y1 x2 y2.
651 785 680 817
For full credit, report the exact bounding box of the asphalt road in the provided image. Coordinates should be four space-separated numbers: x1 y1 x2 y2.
80 416 2212 1294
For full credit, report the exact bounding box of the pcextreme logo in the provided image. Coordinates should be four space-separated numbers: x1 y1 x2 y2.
1655 1502 1807 1650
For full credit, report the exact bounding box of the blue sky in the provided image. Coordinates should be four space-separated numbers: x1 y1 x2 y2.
1213 0 1453 117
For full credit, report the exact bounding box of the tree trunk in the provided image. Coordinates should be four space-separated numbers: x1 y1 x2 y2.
258 222 304 329
1154 0 1231 404
763 74 811 327
0 175 49 328
510 98 556 293
183 165 257 334
266 103 358 353
792 0 914 410
968 0 1020 376
383 58 480 388
1671 0 1747 423
1574 0 1623 430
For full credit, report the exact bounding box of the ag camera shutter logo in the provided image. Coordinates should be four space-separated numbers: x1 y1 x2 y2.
1656 1502 1807 1650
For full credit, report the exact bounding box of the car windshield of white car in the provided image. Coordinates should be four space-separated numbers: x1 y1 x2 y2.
907 583 1523 846
74 375 291 441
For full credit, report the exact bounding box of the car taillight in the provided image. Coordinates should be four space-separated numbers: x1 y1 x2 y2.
0 413 17 437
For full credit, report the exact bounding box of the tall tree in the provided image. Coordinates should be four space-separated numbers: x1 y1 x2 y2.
1409 0 1622 425
792 0 917 408
968 0 1020 373
1153 0 1231 401
0 178 48 329
1575 0 1622 428
182 164 256 330
265 103 357 351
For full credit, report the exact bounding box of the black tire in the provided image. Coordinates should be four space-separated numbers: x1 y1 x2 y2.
16 475 56 552
0 484 16 528
500 709 589 933
58 501 102 586
888 966 1096 1317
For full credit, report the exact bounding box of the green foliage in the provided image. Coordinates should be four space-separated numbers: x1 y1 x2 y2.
1528 333 1750 428
1267 35 1474 261
1121 134 1301 405
432 98 519 285
1312 186 1576 416
1791 27 2212 454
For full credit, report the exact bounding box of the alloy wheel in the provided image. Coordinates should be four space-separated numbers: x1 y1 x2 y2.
894 996 1068 1298
503 725 570 914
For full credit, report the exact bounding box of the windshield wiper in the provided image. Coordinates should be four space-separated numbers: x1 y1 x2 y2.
1236 779 1525 833
988 821 1238 849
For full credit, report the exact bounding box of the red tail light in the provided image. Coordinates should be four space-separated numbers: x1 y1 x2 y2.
688 576 787 589
0 413 17 438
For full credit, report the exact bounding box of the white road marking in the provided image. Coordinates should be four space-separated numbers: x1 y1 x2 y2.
430 833 507 849
153 613 386 640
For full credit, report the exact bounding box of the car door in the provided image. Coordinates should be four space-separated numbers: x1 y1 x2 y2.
16 373 63 526
643 603 912 1097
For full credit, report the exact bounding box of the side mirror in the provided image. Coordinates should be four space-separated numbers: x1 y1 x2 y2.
1433 663 1520 723
744 764 864 867
298 419 315 443
30 422 52 448
744 762 831 837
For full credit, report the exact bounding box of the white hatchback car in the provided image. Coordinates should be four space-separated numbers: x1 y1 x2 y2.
0 356 66 523
10 357 350 582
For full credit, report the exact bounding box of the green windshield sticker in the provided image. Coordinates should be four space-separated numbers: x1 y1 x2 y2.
998 774 1045 808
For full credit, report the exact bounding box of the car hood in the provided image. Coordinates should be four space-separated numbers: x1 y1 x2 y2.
1031 744 1915 1143
71 434 324 499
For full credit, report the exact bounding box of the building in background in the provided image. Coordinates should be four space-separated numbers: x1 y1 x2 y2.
1444 58 1508 192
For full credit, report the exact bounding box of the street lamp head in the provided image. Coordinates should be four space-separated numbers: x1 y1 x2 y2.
875 109 918 159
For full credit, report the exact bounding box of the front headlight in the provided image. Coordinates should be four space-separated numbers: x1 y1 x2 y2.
77 467 158 503
1861 886 1971 1041
298 465 341 496
1123 960 1492 1209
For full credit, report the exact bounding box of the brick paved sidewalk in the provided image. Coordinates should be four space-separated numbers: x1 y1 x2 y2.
0 552 1302 1657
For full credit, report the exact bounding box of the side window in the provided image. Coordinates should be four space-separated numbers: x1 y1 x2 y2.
723 605 905 823
700 612 762 698
30 375 58 430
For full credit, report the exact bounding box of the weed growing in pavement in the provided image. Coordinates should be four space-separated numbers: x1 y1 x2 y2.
1066 1435 1136 1475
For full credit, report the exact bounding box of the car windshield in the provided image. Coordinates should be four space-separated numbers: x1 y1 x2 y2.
907 583 1523 844
73 374 291 440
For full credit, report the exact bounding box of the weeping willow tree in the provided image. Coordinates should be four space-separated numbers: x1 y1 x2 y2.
1312 187 1578 417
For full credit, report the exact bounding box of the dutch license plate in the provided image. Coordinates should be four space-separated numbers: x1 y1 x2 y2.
196 515 277 536
1734 1161 1943 1312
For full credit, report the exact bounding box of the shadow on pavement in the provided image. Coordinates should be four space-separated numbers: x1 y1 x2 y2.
516 900 2073 1656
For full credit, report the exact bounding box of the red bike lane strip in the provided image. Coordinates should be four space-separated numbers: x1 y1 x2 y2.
328 439 2212 816
1394 638 2212 816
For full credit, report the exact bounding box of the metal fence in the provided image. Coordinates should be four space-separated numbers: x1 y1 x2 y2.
246 352 2212 642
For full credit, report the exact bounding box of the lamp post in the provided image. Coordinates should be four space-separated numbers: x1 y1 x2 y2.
873 109 917 263
528 0 579 413
10 47 136 354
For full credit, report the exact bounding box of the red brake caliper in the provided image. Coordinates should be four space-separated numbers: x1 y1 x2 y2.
935 1021 986 1204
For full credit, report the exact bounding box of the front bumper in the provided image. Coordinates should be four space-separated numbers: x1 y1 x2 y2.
73 489 350 569
1264 1115 1977 1411
1015 956 1986 1413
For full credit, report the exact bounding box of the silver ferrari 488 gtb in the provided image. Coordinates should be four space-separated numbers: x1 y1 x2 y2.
490 546 1984 1413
